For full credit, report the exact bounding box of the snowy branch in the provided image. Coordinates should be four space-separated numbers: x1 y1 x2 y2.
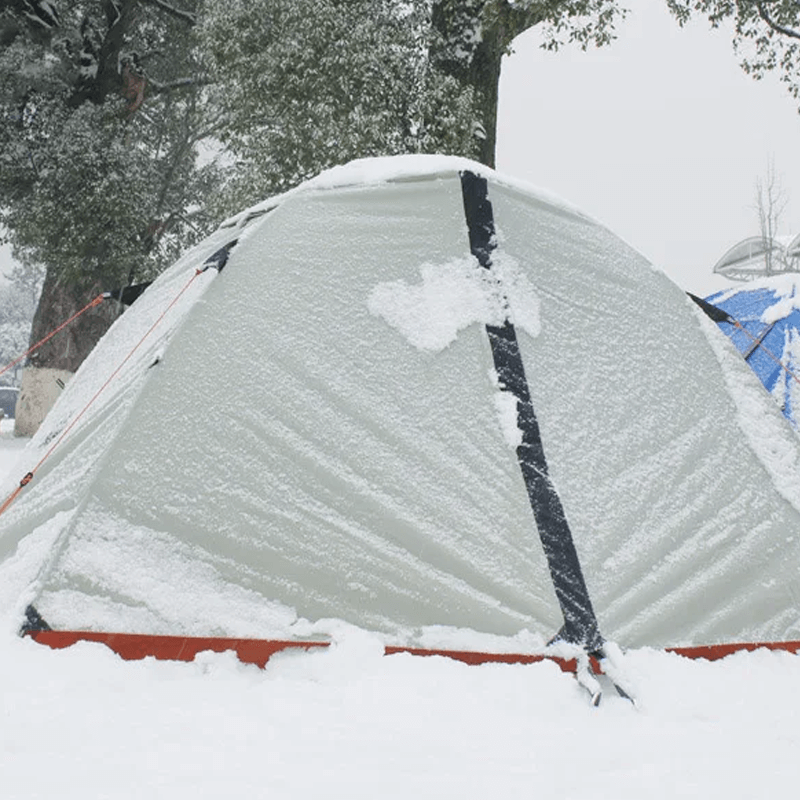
21 0 59 31
139 0 197 27
148 75 212 94
502 1 550 42
755 1 800 40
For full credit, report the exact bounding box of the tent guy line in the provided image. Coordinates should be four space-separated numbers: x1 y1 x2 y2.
0 282 158 386
0 241 240 398
0 294 105 383
0 265 212 520
689 292 800 391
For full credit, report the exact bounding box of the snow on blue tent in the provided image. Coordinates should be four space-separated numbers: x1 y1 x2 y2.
706 276 800 429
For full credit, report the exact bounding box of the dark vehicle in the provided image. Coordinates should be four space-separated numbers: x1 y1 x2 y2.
0 387 19 418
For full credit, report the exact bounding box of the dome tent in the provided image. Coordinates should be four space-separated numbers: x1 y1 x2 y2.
706 275 800 430
2 156 800 672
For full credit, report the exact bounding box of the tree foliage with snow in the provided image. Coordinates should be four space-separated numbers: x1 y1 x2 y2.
200 0 627 214
0 260 44 386
199 0 475 213
427 1 625 167
667 1 800 103
0 0 220 373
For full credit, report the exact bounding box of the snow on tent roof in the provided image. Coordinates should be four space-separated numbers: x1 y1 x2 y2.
2 155 800 655
707 274 800 430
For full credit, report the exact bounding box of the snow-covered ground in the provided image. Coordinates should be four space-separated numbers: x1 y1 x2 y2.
1 431 799 798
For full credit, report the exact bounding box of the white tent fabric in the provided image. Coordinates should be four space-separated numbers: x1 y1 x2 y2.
2 155 800 650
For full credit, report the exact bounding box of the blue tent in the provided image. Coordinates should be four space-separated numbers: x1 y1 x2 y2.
707 277 800 428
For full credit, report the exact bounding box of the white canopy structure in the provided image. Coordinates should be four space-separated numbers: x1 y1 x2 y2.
714 234 800 281
2 156 800 660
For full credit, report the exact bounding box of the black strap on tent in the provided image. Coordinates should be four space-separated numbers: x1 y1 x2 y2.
101 240 237 307
687 293 735 325
687 291 791 369
459 171 603 653
202 240 238 272
103 282 153 306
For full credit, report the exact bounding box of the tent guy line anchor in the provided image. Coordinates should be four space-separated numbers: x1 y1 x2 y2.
460 171 633 705
0 266 212 520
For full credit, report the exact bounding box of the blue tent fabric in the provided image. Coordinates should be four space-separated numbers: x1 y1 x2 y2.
707 280 800 428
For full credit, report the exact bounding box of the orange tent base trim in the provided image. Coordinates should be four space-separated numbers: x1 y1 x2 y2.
25 629 800 672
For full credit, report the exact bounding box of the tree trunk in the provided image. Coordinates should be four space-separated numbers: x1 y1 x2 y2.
28 268 120 371
14 268 120 436
430 1 532 169
472 29 504 168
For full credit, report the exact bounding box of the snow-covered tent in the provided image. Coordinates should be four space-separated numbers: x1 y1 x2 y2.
2 156 800 664
706 275 800 430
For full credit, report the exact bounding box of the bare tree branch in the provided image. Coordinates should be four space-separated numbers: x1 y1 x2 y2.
754 158 788 276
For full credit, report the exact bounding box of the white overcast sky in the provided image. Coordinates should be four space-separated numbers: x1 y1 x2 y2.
497 0 800 297
4 1 800 298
